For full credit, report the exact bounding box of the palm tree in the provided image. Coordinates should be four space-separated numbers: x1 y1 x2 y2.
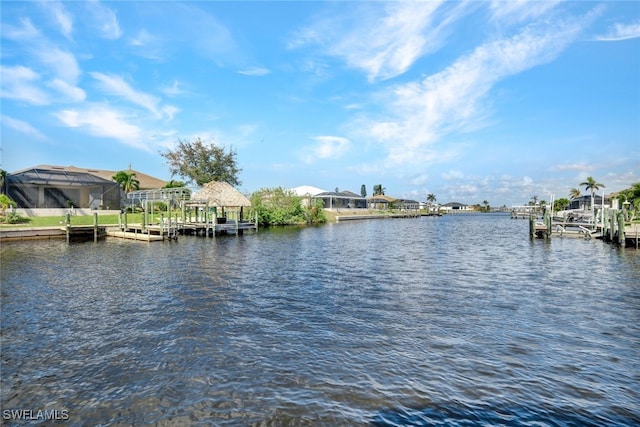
569 188 581 199
427 193 436 212
482 200 490 212
0 169 6 194
579 176 605 211
373 184 386 196
112 171 140 193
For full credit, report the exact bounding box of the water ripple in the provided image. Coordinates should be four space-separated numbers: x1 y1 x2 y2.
1 215 639 425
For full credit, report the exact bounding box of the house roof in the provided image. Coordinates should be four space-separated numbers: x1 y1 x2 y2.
367 195 396 202
315 190 366 199
12 165 167 190
192 181 251 207
7 167 117 187
291 185 327 197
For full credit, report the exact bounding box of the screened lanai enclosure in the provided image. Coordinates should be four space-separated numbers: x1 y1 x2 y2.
5 167 122 209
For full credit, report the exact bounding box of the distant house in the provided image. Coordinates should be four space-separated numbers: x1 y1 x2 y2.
291 185 327 207
5 165 166 210
396 199 420 210
440 202 472 212
367 195 396 210
569 195 608 210
314 190 367 209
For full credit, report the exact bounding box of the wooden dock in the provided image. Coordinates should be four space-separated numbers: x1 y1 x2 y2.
529 209 639 249
105 229 164 241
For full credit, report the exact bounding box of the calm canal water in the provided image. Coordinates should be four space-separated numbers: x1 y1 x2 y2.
1 214 639 426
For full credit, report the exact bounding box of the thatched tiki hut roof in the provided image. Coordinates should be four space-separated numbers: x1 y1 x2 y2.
192 181 251 208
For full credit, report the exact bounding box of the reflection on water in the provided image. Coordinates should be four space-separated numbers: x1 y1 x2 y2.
1 214 639 425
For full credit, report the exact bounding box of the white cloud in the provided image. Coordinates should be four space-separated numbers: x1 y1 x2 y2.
301 136 350 164
162 105 180 120
293 1 462 82
595 21 640 41
128 29 168 61
443 170 465 180
85 0 121 40
358 11 597 169
47 78 86 102
2 17 40 40
54 104 148 150
41 0 74 39
161 80 184 97
237 67 271 77
35 46 81 84
1 114 47 140
550 162 594 172
2 16 83 98
489 0 561 23
0 65 50 105
90 72 163 117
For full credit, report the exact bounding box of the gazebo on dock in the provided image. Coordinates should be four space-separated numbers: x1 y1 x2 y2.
192 181 252 223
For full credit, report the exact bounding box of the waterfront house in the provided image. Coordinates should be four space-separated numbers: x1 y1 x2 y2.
396 199 420 210
314 190 367 209
4 165 166 215
569 195 608 210
291 185 327 207
367 195 396 210
440 202 472 212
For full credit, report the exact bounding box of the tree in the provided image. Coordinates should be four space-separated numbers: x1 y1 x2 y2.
0 169 6 194
164 179 187 188
0 194 16 215
482 200 490 212
161 137 241 186
579 176 605 211
373 184 386 196
569 188 581 199
250 187 306 226
112 171 140 193
617 182 640 217
360 184 367 198
427 193 436 212
553 198 570 212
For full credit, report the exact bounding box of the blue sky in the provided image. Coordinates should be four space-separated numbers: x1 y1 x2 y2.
1 1 639 206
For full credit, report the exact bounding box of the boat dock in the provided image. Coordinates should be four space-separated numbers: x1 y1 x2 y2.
529 208 639 249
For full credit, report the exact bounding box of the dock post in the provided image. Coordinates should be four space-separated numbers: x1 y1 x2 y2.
93 212 98 242
66 212 71 244
529 214 535 238
544 209 551 239
205 209 209 237
618 211 626 247
124 211 128 231
118 212 123 231
142 211 146 232
160 213 165 240
610 211 617 242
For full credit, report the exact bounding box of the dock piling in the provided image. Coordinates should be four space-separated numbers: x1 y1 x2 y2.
66 213 71 243
93 212 98 242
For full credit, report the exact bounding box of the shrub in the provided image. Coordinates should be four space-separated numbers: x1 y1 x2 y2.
2 212 28 224
250 187 306 226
